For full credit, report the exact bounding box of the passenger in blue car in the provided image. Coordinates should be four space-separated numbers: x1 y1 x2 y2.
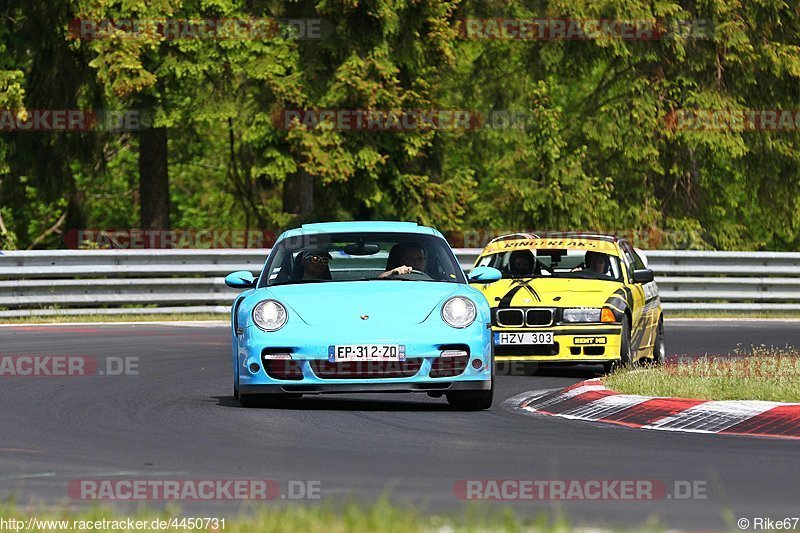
379 243 427 278
292 249 332 281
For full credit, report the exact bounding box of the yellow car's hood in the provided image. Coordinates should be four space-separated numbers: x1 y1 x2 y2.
472 277 624 308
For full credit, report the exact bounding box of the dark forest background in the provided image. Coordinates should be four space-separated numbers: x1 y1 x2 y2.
1 0 799 250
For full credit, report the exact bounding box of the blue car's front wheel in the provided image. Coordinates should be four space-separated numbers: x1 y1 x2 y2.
445 385 493 410
446 360 494 410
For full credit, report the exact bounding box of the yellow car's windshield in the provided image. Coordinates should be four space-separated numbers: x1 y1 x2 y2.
476 248 623 282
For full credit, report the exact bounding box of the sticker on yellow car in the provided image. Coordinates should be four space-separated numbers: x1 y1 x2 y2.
573 336 607 345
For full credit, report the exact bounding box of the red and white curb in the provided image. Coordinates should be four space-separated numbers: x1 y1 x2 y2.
513 379 800 439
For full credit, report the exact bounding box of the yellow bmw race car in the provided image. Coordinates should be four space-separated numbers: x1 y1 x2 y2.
470 233 664 373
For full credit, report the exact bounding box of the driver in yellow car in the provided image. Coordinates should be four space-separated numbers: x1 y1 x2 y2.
379 243 427 278
508 249 535 277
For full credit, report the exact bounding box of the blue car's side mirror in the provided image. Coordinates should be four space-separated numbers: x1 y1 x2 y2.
467 266 502 283
225 271 256 289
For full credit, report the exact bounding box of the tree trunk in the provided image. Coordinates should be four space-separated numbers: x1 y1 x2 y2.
282 170 314 214
139 126 170 229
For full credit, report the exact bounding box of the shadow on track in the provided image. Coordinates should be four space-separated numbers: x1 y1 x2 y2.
496 363 604 379
215 395 456 411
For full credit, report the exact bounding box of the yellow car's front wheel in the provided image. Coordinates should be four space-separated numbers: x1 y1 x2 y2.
620 317 633 367
652 319 666 365
602 322 630 374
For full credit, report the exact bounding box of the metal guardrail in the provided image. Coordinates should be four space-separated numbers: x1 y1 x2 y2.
1 249 799 317
644 251 800 311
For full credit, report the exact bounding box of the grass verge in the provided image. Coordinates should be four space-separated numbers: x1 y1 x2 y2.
604 347 800 402
0 499 622 533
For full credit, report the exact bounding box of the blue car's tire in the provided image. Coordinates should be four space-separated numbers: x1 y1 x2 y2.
446 362 494 411
446 386 493 411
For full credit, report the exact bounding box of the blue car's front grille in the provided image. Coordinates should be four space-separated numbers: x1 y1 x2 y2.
429 355 469 378
310 359 423 379
262 359 304 380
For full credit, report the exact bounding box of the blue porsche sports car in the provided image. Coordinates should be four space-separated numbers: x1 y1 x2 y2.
225 221 503 410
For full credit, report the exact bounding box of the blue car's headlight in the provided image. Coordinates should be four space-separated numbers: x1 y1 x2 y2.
252 300 288 331
442 297 477 328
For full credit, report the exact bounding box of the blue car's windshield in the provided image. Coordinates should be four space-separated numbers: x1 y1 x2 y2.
259 232 466 286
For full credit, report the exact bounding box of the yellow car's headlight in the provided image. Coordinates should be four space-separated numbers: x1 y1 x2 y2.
562 308 601 323
562 307 617 323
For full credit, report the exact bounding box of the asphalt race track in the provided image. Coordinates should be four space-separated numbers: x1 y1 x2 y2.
1 319 799 529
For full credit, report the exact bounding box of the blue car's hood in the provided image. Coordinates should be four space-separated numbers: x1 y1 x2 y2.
261 281 461 326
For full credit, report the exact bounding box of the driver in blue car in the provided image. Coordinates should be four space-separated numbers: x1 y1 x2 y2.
379 243 427 278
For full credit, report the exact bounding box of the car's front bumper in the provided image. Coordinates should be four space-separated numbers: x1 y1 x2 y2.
235 318 493 391
492 325 622 363
240 380 491 395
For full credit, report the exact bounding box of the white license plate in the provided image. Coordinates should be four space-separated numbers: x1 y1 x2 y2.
494 332 554 345
328 344 406 362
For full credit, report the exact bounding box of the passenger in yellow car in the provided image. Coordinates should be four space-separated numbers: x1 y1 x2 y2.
584 251 611 276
